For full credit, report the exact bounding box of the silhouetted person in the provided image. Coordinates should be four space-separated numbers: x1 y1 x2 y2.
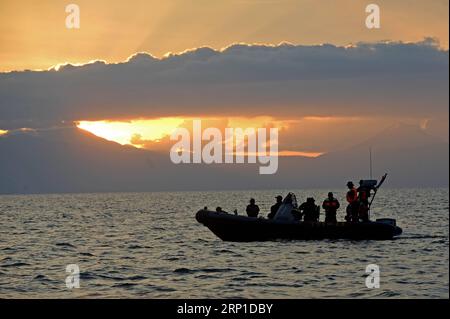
322 192 340 224
357 180 370 222
268 195 283 219
246 198 260 217
291 206 303 221
299 197 320 222
345 181 359 222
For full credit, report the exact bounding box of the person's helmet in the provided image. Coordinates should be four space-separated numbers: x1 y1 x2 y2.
347 181 354 187
250 198 255 204
328 192 333 198
275 195 283 201
307 197 315 203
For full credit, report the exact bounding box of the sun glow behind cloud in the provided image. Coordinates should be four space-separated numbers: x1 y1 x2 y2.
77 117 288 147
77 118 184 146
76 117 324 157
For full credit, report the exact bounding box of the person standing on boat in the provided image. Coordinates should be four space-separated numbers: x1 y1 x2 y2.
322 192 340 224
246 198 260 218
268 195 283 219
299 197 320 222
357 180 370 222
345 181 359 222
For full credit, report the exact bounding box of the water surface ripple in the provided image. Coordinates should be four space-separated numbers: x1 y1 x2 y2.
0 188 448 298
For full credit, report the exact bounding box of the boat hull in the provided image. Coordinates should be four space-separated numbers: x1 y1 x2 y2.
196 210 402 241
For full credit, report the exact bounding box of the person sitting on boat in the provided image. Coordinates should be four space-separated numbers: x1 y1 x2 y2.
268 195 283 219
291 207 303 221
299 197 320 222
216 207 228 214
246 198 260 218
345 181 359 222
322 192 340 224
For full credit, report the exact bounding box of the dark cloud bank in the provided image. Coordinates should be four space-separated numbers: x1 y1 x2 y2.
0 39 448 129
0 39 448 193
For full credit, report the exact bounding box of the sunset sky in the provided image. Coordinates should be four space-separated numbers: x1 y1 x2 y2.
1 0 448 71
0 0 448 156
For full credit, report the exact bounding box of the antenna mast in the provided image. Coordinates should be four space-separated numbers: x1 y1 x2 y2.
369 147 373 179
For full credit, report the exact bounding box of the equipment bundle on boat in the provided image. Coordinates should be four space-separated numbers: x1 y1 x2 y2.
196 174 402 241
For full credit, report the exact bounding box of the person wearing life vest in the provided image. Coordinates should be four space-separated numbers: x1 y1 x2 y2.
322 192 340 224
357 180 370 222
345 181 359 222
357 180 371 204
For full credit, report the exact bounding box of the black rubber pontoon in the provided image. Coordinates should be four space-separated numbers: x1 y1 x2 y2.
196 210 402 241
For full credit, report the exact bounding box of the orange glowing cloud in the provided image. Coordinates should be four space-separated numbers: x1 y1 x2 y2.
77 118 184 146
76 117 324 157
77 117 289 147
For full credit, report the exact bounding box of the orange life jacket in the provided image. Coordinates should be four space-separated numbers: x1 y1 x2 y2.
358 187 369 201
346 188 358 203
322 198 339 212
323 199 339 209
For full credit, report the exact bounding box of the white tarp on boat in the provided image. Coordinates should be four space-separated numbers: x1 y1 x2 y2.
274 193 297 222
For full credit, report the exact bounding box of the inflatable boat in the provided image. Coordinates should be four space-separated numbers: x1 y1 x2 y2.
195 210 402 241
196 176 402 241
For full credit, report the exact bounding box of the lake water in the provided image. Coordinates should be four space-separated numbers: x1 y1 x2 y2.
0 188 448 298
